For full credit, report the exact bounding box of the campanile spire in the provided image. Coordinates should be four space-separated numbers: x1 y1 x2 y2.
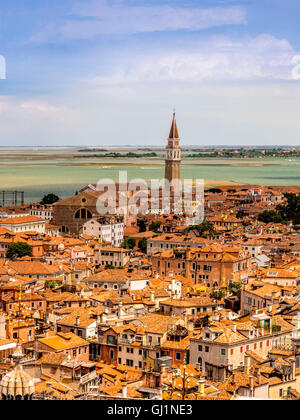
165 112 181 186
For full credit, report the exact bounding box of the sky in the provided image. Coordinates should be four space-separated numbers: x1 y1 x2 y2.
1 0 300 147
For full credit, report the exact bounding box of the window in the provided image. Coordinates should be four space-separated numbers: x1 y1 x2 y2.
176 352 181 361
109 350 114 359
73 350 77 357
205 346 209 353
205 333 210 339
221 349 226 356
198 345 203 352
107 335 116 345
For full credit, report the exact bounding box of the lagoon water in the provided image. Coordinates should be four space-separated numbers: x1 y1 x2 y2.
0 148 299 203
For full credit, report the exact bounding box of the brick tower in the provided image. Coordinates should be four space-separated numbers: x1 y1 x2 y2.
165 112 181 192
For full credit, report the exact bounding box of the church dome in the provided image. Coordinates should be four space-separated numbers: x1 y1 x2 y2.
0 344 35 400
0 364 35 400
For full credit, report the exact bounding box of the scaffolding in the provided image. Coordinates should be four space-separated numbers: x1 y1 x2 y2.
0 191 25 207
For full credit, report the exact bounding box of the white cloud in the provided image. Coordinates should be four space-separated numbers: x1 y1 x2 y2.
20 101 63 114
89 34 297 84
32 1 246 41
0 97 76 124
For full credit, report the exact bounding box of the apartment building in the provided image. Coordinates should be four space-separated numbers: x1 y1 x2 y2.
30 204 53 221
82 216 124 247
35 332 90 362
159 296 223 316
151 244 251 287
147 234 210 256
190 314 296 382
241 282 283 315
0 216 46 234
97 314 184 370
98 247 131 268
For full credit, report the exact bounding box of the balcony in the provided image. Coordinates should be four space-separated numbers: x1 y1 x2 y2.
80 370 98 385
118 337 135 345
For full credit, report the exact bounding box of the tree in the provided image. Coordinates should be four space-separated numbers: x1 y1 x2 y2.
210 289 226 300
258 210 283 224
121 237 136 249
105 265 124 270
276 193 300 225
45 279 62 289
229 282 242 295
138 238 147 254
6 242 33 260
183 221 216 238
41 193 60 205
137 219 147 233
149 221 163 233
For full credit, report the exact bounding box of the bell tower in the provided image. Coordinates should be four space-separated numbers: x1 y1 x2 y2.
165 112 181 189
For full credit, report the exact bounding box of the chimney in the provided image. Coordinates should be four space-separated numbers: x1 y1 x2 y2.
249 376 255 397
196 363 201 372
118 302 123 318
198 379 205 396
244 355 251 376
150 290 155 303
290 358 296 380
76 316 80 327
232 323 237 333
184 312 188 329
122 385 127 399
257 371 262 385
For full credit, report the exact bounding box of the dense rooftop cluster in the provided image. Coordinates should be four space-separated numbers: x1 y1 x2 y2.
0 183 300 400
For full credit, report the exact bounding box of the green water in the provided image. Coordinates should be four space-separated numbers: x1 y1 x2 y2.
0 148 299 203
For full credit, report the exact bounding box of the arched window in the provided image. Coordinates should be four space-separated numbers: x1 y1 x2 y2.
74 208 92 220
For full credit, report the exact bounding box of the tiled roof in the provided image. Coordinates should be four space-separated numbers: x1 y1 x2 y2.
38 332 89 351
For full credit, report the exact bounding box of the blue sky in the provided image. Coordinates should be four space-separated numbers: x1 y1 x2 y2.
1 0 300 146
